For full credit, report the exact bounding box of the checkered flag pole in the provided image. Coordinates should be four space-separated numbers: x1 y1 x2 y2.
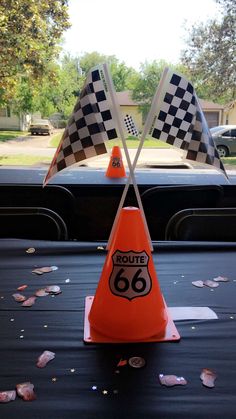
43 64 119 186
103 64 153 251
113 69 170 239
124 114 139 137
144 67 227 177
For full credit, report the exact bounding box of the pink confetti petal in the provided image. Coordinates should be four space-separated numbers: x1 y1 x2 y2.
192 280 204 288
159 374 187 387
39 266 53 273
0 390 16 403
22 296 36 307
36 350 55 368
16 382 36 401
12 293 26 302
45 285 61 295
32 266 53 275
213 276 229 282
200 368 217 388
31 269 43 275
35 288 49 297
17 285 28 291
204 280 219 288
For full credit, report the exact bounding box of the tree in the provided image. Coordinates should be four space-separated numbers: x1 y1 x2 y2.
78 52 139 91
182 0 236 102
0 0 70 104
50 54 84 118
132 60 189 119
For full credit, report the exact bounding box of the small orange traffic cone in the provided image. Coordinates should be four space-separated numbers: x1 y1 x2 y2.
84 207 180 343
105 146 126 178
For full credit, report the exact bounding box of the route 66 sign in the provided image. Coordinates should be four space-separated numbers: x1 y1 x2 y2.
109 250 152 300
111 157 121 168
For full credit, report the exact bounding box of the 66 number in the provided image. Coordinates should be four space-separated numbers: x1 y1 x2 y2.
114 268 147 293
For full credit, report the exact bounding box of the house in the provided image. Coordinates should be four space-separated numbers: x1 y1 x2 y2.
223 101 236 125
117 91 226 130
0 106 31 131
199 99 224 128
116 91 143 131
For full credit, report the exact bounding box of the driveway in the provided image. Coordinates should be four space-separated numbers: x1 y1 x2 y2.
0 131 61 157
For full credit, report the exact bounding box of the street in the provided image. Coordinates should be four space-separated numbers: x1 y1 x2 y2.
0 132 186 167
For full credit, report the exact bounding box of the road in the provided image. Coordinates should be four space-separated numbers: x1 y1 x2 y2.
0 132 186 167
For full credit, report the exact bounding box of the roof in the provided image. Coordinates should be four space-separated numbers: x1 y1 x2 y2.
116 91 224 111
199 99 224 111
116 91 138 106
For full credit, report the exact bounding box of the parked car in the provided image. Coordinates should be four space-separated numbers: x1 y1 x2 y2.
29 119 54 135
210 125 236 157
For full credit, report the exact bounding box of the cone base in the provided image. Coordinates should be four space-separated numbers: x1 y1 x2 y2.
84 296 180 343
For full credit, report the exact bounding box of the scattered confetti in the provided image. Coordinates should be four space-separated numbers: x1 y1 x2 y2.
32 266 53 275
43 325 48 328
92 386 97 391
51 266 58 271
37 350 55 368
200 368 217 388
0 390 16 403
113 389 119 394
213 276 229 282
192 280 204 288
45 285 61 295
102 390 108 395
204 280 219 288
191 326 196 330
17 285 28 291
12 293 26 302
26 248 35 254
70 368 76 373
16 382 36 401
97 246 104 250
65 278 70 283
22 296 36 307
51 378 57 383
159 374 187 387
10 318 14 322
230 316 234 319
117 359 127 367
128 357 146 368
19 335 24 339
35 288 49 297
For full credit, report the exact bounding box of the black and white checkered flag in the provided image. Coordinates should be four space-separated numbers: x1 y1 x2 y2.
124 114 139 137
44 64 119 185
146 68 226 176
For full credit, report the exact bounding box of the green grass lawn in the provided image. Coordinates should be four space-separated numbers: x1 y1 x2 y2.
0 131 28 142
0 155 51 165
222 157 236 166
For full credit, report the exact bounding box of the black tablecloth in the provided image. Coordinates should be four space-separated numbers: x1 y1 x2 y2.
0 239 236 419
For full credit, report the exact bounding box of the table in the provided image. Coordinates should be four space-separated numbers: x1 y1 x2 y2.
0 239 236 418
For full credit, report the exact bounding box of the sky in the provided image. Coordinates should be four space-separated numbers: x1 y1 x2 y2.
62 0 220 70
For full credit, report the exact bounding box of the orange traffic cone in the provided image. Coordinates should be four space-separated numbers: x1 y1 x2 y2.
105 146 126 178
84 207 180 343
